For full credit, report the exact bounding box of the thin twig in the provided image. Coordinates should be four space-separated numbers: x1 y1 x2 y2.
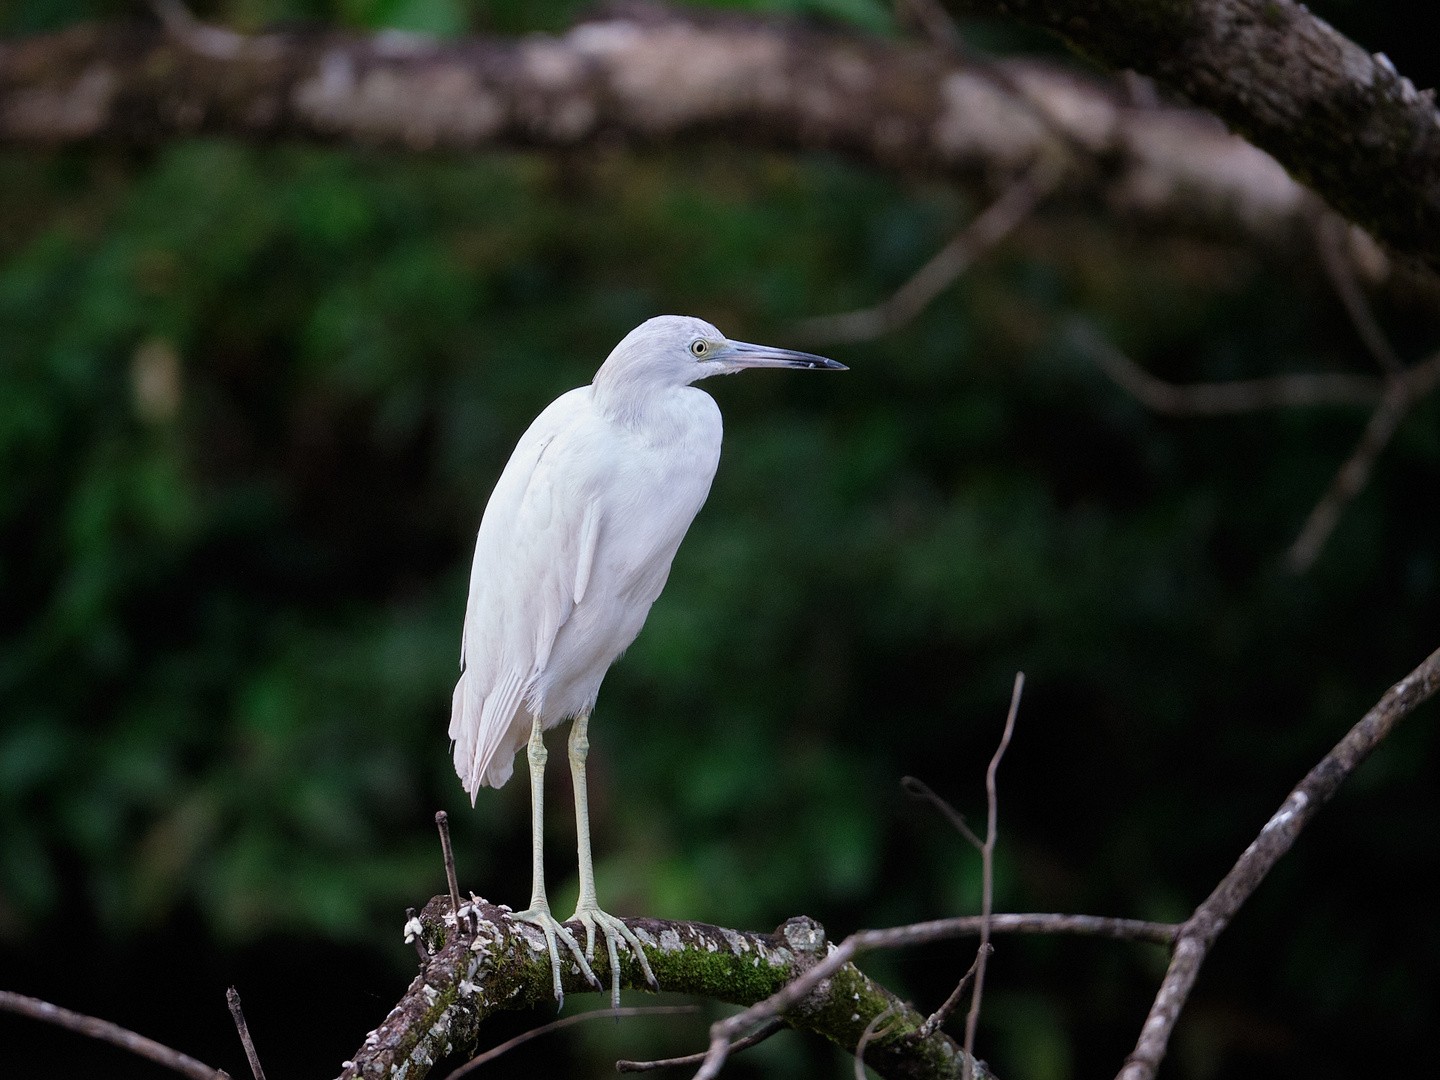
902 776 984 852
1070 323 1383 414
963 673 1024 1079
1286 350 1440 573
853 1004 900 1080
1116 644 1440 1080
795 164 1056 345
617 1019 786 1073
436 810 462 922
0 990 229 1080
441 1006 699 1079
918 945 988 1039
1314 213 1402 375
225 988 266 1080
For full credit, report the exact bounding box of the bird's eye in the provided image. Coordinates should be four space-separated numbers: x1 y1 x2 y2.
690 339 709 357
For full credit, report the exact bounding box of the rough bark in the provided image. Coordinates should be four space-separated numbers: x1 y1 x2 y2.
0 4 1319 243
342 896 992 1080
947 0 1440 267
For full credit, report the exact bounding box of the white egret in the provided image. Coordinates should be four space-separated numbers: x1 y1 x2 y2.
450 315 844 1006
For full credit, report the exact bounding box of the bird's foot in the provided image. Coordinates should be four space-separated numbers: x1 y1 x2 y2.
510 903 601 1005
569 902 659 1010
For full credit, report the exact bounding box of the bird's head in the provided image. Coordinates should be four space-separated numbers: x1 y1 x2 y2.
594 315 846 394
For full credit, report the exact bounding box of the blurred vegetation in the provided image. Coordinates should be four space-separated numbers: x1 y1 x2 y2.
2 2 1439 1079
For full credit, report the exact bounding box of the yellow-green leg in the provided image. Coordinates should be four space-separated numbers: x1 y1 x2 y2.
511 712 599 1004
567 710 659 1009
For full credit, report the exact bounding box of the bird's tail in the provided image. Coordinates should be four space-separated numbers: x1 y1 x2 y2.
450 667 528 800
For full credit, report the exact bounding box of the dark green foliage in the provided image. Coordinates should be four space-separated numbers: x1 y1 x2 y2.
2 4 1440 1079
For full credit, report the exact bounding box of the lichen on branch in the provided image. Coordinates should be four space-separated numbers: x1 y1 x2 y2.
342 895 988 1080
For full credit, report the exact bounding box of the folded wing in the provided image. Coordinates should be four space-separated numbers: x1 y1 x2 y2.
449 389 603 797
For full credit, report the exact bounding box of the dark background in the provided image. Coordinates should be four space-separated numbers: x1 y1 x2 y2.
2 1 1439 1077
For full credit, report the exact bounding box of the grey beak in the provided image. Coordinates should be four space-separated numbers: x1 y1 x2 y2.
722 340 848 371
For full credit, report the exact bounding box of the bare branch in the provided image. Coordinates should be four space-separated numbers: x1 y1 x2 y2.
1116 644 1440 1080
225 988 266 1080
963 673 1023 1079
616 1018 786 1073
1287 351 1440 572
902 776 984 853
1069 324 1384 414
435 810 462 922
794 166 1055 345
440 1006 698 1079
0 989 230 1080
918 946 987 1040
1314 214 1402 376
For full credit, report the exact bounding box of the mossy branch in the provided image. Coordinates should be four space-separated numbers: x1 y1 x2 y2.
341 896 993 1080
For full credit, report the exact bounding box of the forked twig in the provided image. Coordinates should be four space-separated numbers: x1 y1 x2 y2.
0 990 229 1080
617 1019 786 1073
795 164 1057 345
225 988 266 1080
1115 644 1440 1080
963 672 1024 1078
441 1006 699 1079
902 776 984 852
1068 322 1440 573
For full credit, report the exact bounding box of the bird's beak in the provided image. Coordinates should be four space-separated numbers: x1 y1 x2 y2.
720 340 848 371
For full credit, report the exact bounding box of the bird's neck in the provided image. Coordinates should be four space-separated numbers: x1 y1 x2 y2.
590 370 695 435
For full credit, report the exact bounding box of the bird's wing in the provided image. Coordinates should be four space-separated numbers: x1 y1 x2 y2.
449 389 607 797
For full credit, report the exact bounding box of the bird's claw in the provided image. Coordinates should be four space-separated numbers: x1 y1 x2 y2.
511 904 602 1004
569 904 659 1010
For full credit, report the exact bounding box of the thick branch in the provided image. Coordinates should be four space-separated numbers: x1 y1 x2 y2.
1117 643 1440 1080
0 5 1314 240
346 897 978 1080
347 900 1177 1080
948 0 1440 268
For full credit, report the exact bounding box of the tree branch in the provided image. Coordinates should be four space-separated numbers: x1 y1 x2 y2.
443 1005 698 1078
0 989 230 1080
616 1018 786 1073
962 673 1023 1076
1286 350 1440 572
1069 323 1385 414
1115 643 1440 1080
0 4 1317 245
794 165 1055 344
947 0 1440 269
342 900 1178 1080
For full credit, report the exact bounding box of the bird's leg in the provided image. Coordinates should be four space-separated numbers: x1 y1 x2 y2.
567 710 659 1008
511 711 600 1004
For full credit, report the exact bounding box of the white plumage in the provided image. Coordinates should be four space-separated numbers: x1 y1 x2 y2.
449 356 722 793
448 314 843 1005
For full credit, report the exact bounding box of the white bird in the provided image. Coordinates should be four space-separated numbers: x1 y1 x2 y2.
451 315 844 1005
